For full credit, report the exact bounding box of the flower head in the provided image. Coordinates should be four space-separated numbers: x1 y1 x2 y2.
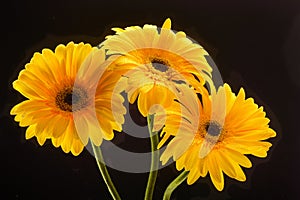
101 18 213 117
159 84 276 191
10 42 126 156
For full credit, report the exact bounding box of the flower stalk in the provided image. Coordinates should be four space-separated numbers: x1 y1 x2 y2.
144 114 160 200
163 171 189 200
92 143 121 200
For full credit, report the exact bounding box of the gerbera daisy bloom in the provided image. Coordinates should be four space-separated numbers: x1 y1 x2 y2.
159 84 276 191
101 18 213 117
10 42 126 156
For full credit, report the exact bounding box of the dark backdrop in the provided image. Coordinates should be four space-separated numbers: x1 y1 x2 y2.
1 0 300 199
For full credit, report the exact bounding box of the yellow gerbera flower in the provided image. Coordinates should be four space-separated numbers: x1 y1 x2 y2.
10 42 126 156
101 18 213 117
159 84 276 191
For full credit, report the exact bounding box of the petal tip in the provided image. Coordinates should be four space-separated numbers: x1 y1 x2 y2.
162 18 172 29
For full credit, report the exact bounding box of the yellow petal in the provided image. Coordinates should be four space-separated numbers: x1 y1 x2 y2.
199 158 208 177
185 146 200 170
25 125 36 139
175 154 186 171
13 80 43 100
224 148 252 168
35 117 51 137
162 18 171 30
137 91 149 117
36 132 47 146
52 134 65 148
208 154 224 191
61 129 73 154
71 139 84 156
187 168 200 185
48 115 69 138
73 114 89 146
218 150 246 181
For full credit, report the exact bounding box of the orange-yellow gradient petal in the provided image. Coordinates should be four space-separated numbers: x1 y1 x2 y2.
102 18 213 117
11 42 126 156
159 83 276 191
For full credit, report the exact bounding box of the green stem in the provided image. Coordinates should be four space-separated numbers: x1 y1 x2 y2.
163 171 189 200
144 114 160 200
91 143 121 200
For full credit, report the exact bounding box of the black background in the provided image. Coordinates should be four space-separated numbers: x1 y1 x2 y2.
1 0 300 199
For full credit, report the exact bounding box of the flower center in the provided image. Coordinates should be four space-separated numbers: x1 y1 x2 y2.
151 58 169 72
205 121 222 136
55 86 89 112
